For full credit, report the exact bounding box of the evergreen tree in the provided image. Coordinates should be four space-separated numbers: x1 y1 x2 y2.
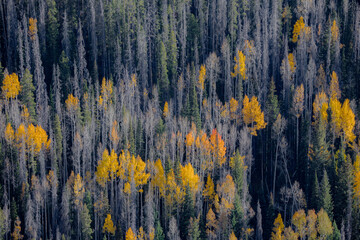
180 187 194 239
320 170 334 219
20 69 36 121
311 172 321 211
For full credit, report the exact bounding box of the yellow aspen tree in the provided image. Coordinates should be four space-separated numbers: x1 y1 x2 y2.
340 99 356 142
65 94 80 112
5 123 14 143
306 210 318 240
206 208 218 239
153 159 166 196
28 18 37 40
197 131 212 172
25 124 51 153
148 227 155 240
166 169 185 208
118 150 131 180
231 50 246 80
271 213 285 240
229 98 239 121
103 214 116 235
329 97 342 136
203 174 215 202
198 64 206 91
313 92 329 123
288 53 296 74
130 155 150 191
2 72 21 99
99 77 113 109
229 231 237 240
210 129 226 167
217 174 236 210
163 101 169 118
15 123 26 148
283 227 299 240
179 163 200 195
329 71 341 100
242 95 267 136
293 84 305 118
11 217 23 240
126 227 137 240
330 20 339 43
292 209 306 239
292 16 310 43
73 173 85 207
137 227 145 240
110 120 120 148
124 182 131 195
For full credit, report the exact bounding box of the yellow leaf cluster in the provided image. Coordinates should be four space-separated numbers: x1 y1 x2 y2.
288 53 296 74
21 124 51 153
354 155 360 207
110 120 120 147
95 149 119 187
292 16 311 43
210 129 226 167
5 123 14 143
103 214 116 235
271 213 285 240
329 71 341 100
28 18 37 40
73 173 85 206
165 169 185 206
313 92 329 123
99 77 113 109
242 95 267 136
185 130 195 147
330 98 356 142
180 163 200 194
163 101 169 118
203 175 215 201
217 174 236 210
231 50 246 80
206 208 217 238
2 72 21 99
198 65 206 91
11 217 23 240
65 94 80 112
292 209 306 239
293 84 305 118
330 20 339 42
126 227 136 240
229 231 238 240
229 98 239 120
153 159 166 196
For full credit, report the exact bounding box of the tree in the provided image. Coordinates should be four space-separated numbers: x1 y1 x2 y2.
229 231 238 240
317 209 333 240
292 16 310 43
20 69 36 121
231 50 246 80
292 209 306 239
11 217 23 240
320 170 333 219
126 227 136 240
28 18 38 41
271 213 284 240
103 214 116 235
210 129 227 167
179 163 200 195
242 95 267 136
206 208 218 239
158 41 169 103
203 175 216 202
80 204 93 240
2 72 20 99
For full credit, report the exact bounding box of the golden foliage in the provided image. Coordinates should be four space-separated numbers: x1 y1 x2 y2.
292 209 306 239
11 217 23 240
180 163 200 194
242 95 267 136
163 101 169 118
125 227 136 240
153 159 166 196
271 213 284 240
293 84 305 118
65 94 80 112
26 124 51 153
73 173 85 206
2 72 21 99
288 53 296 74
306 210 318 240
95 149 119 187
313 92 329 123
28 18 37 40
203 175 215 201
229 231 237 240
206 208 218 238
217 174 236 210
99 77 113 109
330 20 339 42
330 98 356 142
166 169 185 206
231 50 246 80
292 16 311 43
210 129 226 167
5 123 14 143
330 71 341 100
229 98 239 120
198 65 206 91
103 214 116 235
110 120 120 147
185 130 195 147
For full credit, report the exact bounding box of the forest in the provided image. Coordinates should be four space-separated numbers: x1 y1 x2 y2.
0 0 360 239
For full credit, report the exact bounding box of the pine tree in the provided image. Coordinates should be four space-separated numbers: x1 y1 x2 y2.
20 69 36 121
311 172 321 211
180 187 194 239
80 204 93 240
320 170 334 220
